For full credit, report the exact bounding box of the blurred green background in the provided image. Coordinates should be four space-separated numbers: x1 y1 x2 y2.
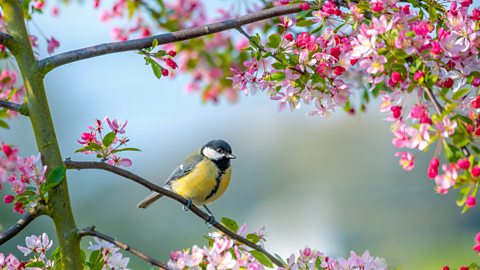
1 1 479 269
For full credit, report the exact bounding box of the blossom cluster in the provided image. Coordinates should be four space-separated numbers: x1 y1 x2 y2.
0 233 54 269
76 116 139 167
0 143 48 214
94 0 269 103
280 248 387 270
227 0 480 211
88 237 130 269
167 219 389 270
167 222 267 270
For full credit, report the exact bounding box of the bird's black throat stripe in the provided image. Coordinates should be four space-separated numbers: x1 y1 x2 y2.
205 158 230 200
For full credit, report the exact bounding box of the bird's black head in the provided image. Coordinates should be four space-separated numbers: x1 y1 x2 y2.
201 140 236 162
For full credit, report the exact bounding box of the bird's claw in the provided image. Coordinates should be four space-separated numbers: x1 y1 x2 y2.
206 215 216 227
183 199 192 212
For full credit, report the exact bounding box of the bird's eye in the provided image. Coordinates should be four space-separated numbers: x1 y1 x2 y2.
217 148 223 153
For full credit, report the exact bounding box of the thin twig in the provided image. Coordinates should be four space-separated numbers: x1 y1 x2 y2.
423 86 470 156
236 26 305 74
0 204 45 245
38 4 303 75
0 100 28 116
78 226 169 269
65 159 285 267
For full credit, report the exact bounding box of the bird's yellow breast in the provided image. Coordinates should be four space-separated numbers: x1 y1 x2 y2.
171 159 231 206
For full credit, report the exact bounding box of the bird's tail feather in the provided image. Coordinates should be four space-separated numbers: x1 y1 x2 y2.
137 192 164 208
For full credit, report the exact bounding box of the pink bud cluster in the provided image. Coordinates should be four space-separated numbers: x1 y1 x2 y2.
76 117 138 167
280 248 387 270
0 233 54 269
0 69 26 118
1 143 47 214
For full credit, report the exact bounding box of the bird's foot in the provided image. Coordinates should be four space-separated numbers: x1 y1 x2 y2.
183 199 193 212
205 215 216 227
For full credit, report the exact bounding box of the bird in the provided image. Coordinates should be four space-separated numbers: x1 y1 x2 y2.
137 139 236 224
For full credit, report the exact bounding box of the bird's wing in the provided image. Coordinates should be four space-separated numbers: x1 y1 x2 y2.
164 150 204 186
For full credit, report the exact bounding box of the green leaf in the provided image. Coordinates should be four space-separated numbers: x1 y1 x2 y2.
102 132 116 148
443 141 462 162
221 217 238 233
75 143 102 153
0 119 9 129
25 261 45 267
111 147 142 154
271 62 286 70
89 250 104 270
266 34 281 49
45 166 66 190
452 132 470 148
246 233 261 244
295 20 314 27
250 250 274 268
152 38 159 48
452 88 470 100
270 72 286 82
45 166 67 191
456 185 472 207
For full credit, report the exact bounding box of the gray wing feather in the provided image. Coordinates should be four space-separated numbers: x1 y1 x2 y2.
137 152 203 209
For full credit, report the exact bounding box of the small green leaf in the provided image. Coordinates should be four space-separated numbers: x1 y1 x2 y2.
102 132 116 148
111 147 142 154
25 261 45 267
45 166 66 190
246 233 261 244
271 62 286 70
152 38 158 48
221 217 238 233
452 88 470 100
443 141 462 162
75 143 102 153
250 250 274 268
295 20 314 27
271 72 286 82
457 185 472 207
266 34 281 49
0 119 9 129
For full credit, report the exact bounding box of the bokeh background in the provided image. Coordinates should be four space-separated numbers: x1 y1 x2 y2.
1 1 479 269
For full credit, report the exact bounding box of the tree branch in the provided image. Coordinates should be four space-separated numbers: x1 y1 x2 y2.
0 100 28 116
64 159 286 267
423 86 470 156
78 226 168 269
0 204 46 245
37 4 303 74
0 31 15 52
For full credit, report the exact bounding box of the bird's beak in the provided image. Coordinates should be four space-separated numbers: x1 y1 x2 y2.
226 154 236 159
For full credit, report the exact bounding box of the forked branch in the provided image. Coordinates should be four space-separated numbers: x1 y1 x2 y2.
64 159 285 267
78 226 168 269
0 100 28 116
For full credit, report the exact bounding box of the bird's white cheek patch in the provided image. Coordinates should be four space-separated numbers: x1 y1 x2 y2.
202 147 223 160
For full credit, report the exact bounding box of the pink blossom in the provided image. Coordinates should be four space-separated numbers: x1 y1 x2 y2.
47 37 60 54
395 152 415 171
106 117 127 134
406 124 430 151
359 55 387 74
107 155 132 167
435 164 458 193
436 118 457 138
392 122 410 148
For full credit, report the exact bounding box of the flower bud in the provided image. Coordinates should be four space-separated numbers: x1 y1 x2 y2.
457 158 470 170
472 165 480 177
466 196 476 208
3 194 14 204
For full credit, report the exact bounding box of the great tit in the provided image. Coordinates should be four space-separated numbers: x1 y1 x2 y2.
137 140 236 223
